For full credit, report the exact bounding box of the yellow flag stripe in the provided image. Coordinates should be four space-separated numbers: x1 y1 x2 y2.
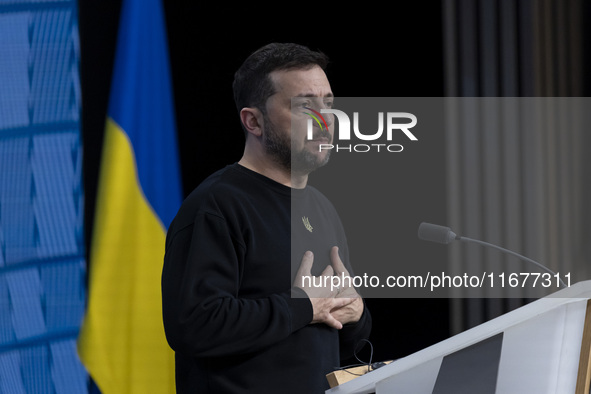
78 118 174 393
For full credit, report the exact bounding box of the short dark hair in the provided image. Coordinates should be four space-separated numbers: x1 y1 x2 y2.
232 43 329 131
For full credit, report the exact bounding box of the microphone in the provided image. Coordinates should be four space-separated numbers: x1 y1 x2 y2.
417 222 567 288
417 222 458 244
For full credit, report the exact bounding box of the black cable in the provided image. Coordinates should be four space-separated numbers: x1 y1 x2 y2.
333 339 375 376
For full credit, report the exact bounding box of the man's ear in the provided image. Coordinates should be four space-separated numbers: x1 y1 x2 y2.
239 107 264 137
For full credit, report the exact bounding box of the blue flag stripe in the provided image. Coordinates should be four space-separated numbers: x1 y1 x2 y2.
107 0 182 229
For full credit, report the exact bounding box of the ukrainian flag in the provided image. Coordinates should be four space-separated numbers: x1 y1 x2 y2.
77 0 182 392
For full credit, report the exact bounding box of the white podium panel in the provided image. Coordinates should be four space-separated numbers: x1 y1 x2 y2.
327 281 591 394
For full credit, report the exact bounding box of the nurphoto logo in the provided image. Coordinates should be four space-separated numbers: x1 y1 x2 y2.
306 108 418 153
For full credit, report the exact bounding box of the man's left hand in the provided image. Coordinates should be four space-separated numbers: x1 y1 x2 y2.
329 246 364 325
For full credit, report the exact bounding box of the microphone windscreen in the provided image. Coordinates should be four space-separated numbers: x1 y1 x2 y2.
418 222 457 244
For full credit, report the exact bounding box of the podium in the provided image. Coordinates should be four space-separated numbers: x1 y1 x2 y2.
327 281 591 393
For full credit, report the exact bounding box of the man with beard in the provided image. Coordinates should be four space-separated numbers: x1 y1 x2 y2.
161 43 371 394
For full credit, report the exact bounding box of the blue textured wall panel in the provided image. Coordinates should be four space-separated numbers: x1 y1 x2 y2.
0 138 36 265
0 0 87 392
0 351 26 394
51 340 88 394
0 12 30 129
31 133 81 258
6 269 46 340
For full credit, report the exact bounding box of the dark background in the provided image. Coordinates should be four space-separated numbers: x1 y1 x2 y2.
79 1 451 365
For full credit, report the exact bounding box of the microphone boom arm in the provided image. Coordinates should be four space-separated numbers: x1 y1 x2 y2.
457 236 567 288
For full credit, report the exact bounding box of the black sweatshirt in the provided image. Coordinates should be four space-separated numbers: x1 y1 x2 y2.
162 163 371 393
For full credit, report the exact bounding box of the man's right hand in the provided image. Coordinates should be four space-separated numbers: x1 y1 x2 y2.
293 251 355 330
